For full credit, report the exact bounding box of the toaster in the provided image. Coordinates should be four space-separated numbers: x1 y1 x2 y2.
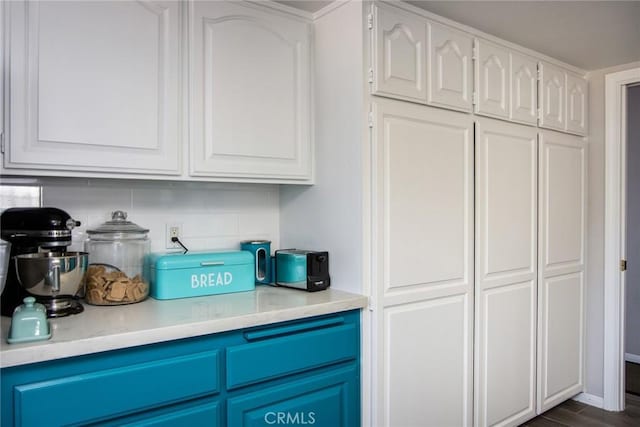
275 249 330 292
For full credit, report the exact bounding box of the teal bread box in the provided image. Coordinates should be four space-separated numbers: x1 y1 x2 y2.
148 251 255 300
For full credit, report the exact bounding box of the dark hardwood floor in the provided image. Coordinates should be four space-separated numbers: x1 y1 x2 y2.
521 394 640 427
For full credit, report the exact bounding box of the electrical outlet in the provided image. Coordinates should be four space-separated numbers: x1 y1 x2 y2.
165 223 183 249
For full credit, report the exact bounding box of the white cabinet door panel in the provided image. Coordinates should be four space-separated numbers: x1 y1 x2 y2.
538 272 584 412
373 99 473 305
510 53 538 125
478 281 536 427
190 1 311 180
538 62 566 131
372 98 473 426
538 130 586 413
539 131 586 275
372 3 427 103
566 73 588 136
476 119 537 283
428 22 473 112
6 0 182 174
474 39 509 120
475 118 537 426
384 295 472 427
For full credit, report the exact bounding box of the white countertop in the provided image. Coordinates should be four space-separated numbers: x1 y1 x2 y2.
0 286 368 369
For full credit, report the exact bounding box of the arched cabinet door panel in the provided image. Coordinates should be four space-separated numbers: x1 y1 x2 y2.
510 52 538 125
428 22 473 112
474 39 510 120
189 1 312 181
5 0 182 175
566 73 588 136
538 62 566 132
372 2 427 103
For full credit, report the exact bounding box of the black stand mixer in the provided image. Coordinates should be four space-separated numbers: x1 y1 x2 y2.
1 207 84 317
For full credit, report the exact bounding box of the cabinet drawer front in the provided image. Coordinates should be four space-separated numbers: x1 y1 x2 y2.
227 365 359 427
226 321 358 389
14 350 220 427
118 400 220 427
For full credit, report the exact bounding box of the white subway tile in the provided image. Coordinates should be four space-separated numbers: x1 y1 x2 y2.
36 179 280 256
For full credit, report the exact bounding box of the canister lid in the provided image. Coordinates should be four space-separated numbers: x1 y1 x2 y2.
150 250 253 269
87 211 149 235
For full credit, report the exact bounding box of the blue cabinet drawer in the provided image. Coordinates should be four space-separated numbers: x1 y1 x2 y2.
99 398 221 427
227 365 360 427
13 350 220 427
226 316 358 389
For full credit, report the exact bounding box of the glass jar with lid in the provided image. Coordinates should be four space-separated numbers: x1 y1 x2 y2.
84 211 149 305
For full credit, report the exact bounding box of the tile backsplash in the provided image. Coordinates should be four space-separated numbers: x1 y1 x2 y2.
1 178 279 253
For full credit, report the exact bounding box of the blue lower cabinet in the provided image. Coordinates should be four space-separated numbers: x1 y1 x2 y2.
227 366 360 427
0 310 360 427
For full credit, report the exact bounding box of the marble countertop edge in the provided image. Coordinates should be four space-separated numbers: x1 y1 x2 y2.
0 287 368 368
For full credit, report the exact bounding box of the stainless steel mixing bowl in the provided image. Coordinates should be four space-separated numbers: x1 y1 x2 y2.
0 240 10 294
14 252 88 296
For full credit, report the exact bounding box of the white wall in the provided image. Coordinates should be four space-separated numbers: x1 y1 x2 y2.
1 177 280 254
279 0 364 294
586 60 640 397
626 85 640 358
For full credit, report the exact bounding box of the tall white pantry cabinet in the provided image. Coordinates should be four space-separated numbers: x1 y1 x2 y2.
281 1 587 426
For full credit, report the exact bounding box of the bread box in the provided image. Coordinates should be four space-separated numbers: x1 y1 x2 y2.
147 251 254 300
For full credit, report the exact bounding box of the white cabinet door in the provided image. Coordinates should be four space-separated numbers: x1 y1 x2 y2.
372 2 427 103
475 118 537 427
5 0 182 175
538 62 566 132
428 22 473 112
538 130 586 413
510 52 538 125
566 73 588 136
474 39 509 120
372 98 473 426
189 1 312 181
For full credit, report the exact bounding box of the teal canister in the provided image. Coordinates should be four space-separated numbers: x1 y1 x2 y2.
240 240 272 285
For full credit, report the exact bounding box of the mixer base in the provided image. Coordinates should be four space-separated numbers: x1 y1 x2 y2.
39 297 84 318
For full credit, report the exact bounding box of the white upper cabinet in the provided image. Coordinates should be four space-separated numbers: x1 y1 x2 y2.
5 0 182 175
510 52 538 125
368 3 587 133
538 61 566 132
474 39 538 126
372 3 427 103
538 61 588 136
474 39 510 120
189 1 312 181
566 72 589 135
428 22 474 112
4 0 313 183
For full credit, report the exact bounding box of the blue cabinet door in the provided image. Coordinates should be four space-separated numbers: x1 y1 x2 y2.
227 365 360 427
